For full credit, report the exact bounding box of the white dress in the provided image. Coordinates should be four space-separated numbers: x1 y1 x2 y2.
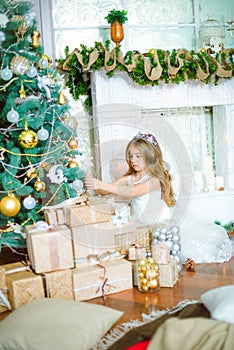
128 174 169 227
180 211 233 263
128 174 233 263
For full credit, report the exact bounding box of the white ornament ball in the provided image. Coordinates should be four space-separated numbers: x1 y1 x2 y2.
72 179 84 191
173 233 180 242
1 67 13 81
165 240 173 250
158 232 167 241
0 31 6 43
172 243 181 251
23 196 36 210
27 65 37 78
37 127 49 141
24 14 33 27
171 226 180 234
7 108 19 123
39 58 48 69
166 232 173 240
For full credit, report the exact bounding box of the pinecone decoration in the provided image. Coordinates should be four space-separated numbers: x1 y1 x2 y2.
185 258 195 271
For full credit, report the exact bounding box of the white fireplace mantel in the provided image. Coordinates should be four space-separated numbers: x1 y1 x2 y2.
91 71 234 224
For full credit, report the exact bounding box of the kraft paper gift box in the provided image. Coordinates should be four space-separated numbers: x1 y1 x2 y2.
26 223 74 274
71 221 136 262
73 259 133 301
43 269 74 300
0 267 6 290
44 208 65 225
3 262 45 310
66 200 114 227
159 259 178 287
43 195 88 226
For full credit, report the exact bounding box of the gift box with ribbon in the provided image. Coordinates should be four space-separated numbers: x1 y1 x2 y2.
3 262 45 310
66 199 114 228
73 258 133 301
71 220 136 262
159 259 178 287
25 222 74 274
43 195 88 226
152 242 170 265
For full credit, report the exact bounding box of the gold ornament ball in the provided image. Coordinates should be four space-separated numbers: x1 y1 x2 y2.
34 179 46 192
149 48 157 55
68 138 78 149
18 129 38 149
68 160 79 168
0 194 21 217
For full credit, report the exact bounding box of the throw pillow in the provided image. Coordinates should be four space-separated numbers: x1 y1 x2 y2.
0 298 123 350
200 285 234 323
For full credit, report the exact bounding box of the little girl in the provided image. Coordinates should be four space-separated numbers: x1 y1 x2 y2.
85 132 176 226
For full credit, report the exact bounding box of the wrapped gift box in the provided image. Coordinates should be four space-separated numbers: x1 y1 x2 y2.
43 269 74 300
114 225 152 252
4 262 45 310
71 221 136 261
0 267 6 290
152 242 170 264
73 259 133 301
66 200 114 227
159 259 178 287
26 224 74 274
43 195 88 226
44 208 65 225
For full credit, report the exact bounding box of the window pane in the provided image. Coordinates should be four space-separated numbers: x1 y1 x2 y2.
128 27 195 52
127 0 194 24
52 0 120 27
55 29 110 58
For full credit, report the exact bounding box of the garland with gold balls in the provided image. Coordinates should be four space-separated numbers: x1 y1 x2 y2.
57 41 234 110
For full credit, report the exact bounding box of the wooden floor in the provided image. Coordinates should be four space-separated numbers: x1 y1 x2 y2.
1 244 234 325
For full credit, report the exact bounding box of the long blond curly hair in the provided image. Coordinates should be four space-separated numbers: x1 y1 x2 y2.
125 134 176 207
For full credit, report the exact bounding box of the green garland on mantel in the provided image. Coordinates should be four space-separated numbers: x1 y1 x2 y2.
57 41 234 110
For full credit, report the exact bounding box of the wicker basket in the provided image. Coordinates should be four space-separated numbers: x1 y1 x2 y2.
114 226 152 251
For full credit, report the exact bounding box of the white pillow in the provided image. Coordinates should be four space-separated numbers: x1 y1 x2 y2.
201 285 234 323
0 298 123 350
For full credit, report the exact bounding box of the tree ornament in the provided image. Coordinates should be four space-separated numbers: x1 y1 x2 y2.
19 83 26 99
26 168 37 179
68 160 79 168
68 138 78 149
149 48 157 55
6 107 19 123
58 91 66 105
27 65 37 78
37 127 49 141
0 193 21 217
31 30 41 48
18 125 38 149
38 57 48 69
0 31 6 43
1 67 13 81
10 56 31 75
72 179 84 191
42 54 52 68
34 179 46 192
23 195 36 210
47 164 67 184
10 16 27 41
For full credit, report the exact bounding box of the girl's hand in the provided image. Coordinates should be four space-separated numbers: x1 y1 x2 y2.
84 176 102 190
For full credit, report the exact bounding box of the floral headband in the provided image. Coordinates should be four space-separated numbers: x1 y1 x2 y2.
135 132 158 147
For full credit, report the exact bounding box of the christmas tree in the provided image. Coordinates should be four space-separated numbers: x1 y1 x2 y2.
0 0 85 249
